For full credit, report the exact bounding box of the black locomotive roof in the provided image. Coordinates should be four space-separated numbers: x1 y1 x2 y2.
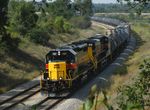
88 34 107 40
58 39 98 50
47 48 77 55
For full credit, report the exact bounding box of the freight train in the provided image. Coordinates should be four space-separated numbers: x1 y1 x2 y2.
40 17 131 97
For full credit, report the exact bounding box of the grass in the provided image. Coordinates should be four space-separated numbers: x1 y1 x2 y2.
0 22 106 94
93 14 150 109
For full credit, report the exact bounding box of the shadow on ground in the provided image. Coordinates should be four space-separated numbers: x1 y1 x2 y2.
0 47 44 94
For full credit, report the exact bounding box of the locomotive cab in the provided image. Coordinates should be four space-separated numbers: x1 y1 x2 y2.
41 49 77 96
45 50 76 80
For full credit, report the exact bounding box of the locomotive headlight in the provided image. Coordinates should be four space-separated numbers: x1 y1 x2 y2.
58 51 60 56
59 77 62 80
47 78 49 80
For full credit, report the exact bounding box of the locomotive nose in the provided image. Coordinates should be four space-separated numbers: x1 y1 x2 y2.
48 62 67 81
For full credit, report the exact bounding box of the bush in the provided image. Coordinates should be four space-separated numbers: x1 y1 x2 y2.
29 28 50 45
0 41 8 57
36 16 54 34
54 16 64 33
63 22 72 32
114 65 127 75
70 16 91 29
117 58 150 110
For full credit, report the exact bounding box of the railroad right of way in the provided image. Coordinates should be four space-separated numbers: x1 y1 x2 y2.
0 16 130 110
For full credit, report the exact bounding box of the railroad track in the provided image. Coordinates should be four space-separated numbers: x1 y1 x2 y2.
0 84 40 110
35 97 64 110
0 83 69 110
34 92 70 110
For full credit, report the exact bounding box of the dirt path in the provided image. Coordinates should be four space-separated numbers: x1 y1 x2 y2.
52 25 136 110
92 21 115 30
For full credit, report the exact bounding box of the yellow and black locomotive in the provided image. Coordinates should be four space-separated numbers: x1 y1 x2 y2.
40 21 130 97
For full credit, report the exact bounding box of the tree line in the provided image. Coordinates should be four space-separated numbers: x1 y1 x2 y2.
94 3 150 14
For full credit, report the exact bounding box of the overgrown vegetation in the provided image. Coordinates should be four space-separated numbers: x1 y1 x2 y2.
116 58 150 110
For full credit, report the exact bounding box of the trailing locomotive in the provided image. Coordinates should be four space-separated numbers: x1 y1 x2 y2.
40 18 130 97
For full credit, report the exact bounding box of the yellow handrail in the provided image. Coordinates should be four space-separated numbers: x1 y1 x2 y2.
87 46 98 70
66 71 72 88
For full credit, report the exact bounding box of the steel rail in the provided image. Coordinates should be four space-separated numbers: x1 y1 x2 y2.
0 85 40 110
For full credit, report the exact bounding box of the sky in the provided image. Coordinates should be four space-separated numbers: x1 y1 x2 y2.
33 0 117 4
92 0 117 4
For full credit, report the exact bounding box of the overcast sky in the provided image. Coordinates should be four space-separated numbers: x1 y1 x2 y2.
92 0 117 4
33 0 117 4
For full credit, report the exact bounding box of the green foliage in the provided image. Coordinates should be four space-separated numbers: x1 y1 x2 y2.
94 4 129 13
46 0 74 19
31 105 37 110
117 58 150 110
8 0 38 36
0 0 92 48
139 59 150 79
0 0 9 41
53 16 72 33
70 16 91 29
74 0 93 16
83 99 93 110
117 0 150 16
114 65 127 75
0 41 8 57
63 22 72 32
37 16 54 33
82 85 97 110
54 16 64 33
29 28 50 45
82 0 93 16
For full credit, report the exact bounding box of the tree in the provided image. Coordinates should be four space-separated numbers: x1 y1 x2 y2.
54 16 64 32
74 0 93 16
8 0 38 37
82 0 93 16
118 0 150 15
33 0 49 16
47 0 74 19
0 0 9 41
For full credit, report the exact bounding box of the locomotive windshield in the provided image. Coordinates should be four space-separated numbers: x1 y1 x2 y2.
46 50 75 63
